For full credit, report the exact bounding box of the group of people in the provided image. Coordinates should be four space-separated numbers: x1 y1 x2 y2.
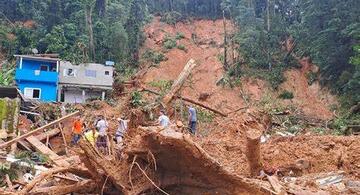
158 105 197 134
71 115 129 153
70 105 197 153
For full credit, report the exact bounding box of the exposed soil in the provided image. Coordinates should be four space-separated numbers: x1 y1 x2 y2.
142 17 246 114
279 59 337 120
142 17 337 120
198 111 360 181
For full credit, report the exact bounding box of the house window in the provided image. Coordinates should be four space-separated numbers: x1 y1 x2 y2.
64 68 76 77
24 88 41 99
105 71 110 76
85 69 96 78
40 65 49 71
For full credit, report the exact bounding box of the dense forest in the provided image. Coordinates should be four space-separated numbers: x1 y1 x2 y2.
0 0 359 118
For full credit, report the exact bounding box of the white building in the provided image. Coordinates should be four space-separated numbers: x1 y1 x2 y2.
58 61 114 103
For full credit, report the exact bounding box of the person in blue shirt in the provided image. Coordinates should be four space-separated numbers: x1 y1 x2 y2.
188 106 197 134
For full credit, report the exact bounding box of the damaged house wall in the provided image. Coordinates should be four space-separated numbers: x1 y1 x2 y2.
0 98 20 140
58 61 114 103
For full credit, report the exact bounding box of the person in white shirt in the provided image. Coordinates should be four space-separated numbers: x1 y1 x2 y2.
115 116 129 144
95 115 109 154
158 110 170 128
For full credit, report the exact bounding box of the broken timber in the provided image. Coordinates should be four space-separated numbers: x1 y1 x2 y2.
78 126 271 194
26 136 69 167
162 59 196 105
0 111 79 149
143 88 227 117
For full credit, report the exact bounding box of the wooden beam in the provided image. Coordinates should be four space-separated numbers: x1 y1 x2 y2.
163 59 196 105
0 111 79 149
26 136 69 167
58 124 69 155
179 96 227 117
142 88 227 117
36 129 61 141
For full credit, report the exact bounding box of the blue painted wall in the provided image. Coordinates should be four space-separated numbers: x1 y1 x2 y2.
17 81 58 102
19 59 56 71
15 58 58 102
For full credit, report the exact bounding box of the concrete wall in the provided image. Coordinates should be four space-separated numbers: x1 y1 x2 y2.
59 61 113 87
62 88 104 103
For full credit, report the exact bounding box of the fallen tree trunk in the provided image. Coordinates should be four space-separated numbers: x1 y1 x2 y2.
78 126 270 195
29 179 96 195
0 111 79 149
162 59 196 105
179 95 227 117
142 88 227 117
19 166 92 195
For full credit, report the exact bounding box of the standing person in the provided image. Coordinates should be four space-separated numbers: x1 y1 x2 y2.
188 106 197 134
115 116 129 144
96 115 109 154
72 116 83 144
158 110 170 128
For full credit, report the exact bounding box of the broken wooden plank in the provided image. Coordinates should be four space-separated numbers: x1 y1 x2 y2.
18 140 32 151
5 174 13 190
20 110 40 116
17 129 60 152
36 129 61 141
163 59 196 105
58 124 68 155
0 111 79 149
26 136 69 167
28 179 95 195
54 174 79 182
267 175 287 194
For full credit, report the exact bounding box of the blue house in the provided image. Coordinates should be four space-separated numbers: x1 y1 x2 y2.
15 55 60 102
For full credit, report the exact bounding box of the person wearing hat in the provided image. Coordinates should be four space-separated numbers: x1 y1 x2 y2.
115 116 130 144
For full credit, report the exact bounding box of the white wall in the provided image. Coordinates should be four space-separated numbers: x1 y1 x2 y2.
63 89 103 103
59 61 114 88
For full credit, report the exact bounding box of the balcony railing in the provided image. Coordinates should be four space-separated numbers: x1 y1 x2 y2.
15 69 58 83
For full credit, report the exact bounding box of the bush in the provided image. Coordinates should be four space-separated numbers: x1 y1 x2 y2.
130 91 143 107
306 72 318 85
177 44 186 51
0 62 15 86
142 49 167 65
149 80 173 95
163 36 177 50
160 11 183 25
197 109 215 123
278 90 294 99
175 32 185 40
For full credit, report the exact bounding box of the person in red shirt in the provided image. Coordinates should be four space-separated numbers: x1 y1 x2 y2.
72 116 83 144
